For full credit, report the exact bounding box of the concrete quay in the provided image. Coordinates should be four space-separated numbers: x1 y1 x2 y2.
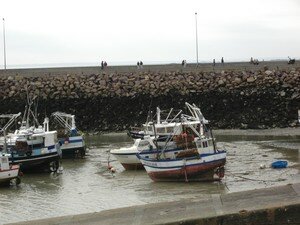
6 183 300 225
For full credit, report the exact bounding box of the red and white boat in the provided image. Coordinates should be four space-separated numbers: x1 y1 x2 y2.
137 104 226 182
137 148 226 182
0 154 21 186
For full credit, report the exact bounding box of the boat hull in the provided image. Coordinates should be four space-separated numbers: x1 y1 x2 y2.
138 152 226 182
9 152 60 172
59 136 86 158
0 165 20 185
111 148 182 170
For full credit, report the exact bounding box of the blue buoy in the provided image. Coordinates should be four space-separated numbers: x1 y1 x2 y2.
271 160 288 169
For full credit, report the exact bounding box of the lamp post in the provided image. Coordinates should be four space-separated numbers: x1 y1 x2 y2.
2 18 6 70
195 12 199 67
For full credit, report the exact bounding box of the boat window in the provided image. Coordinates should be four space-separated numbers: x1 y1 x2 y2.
157 128 165 133
202 141 208 148
166 127 173 133
1 157 8 163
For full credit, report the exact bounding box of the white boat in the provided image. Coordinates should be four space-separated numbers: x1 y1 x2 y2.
110 102 210 170
0 153 21 186
110 136 177 169
52 112 86 158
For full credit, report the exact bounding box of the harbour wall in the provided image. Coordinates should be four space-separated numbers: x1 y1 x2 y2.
0 65 300 131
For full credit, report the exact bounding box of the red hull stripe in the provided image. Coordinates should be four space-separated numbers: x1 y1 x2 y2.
0 165 20 172
148 159 225 181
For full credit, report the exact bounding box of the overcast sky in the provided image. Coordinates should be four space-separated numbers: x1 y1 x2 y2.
0 0 300 68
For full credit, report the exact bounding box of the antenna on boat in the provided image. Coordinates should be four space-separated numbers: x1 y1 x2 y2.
165 108 173 122
185 102 197 118
146 97 153 125
156 107 161 124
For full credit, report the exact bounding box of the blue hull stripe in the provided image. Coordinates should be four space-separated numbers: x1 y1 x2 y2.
136 151 226 162
48 145 56 150
142 158 226 170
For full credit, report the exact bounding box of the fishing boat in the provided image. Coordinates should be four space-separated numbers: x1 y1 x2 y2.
0 110 62 172
137 106 226 182
52 112 86 158
0 153 21 186
110 102 210 170
137 146 226 182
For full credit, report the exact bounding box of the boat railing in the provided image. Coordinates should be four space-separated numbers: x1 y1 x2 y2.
51 112 77 131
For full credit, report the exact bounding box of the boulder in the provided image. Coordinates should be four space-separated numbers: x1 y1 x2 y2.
247 77 255 83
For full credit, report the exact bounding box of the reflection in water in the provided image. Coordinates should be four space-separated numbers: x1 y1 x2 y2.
0 132 299 224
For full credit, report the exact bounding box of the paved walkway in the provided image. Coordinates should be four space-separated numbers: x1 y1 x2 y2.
6 183 300 225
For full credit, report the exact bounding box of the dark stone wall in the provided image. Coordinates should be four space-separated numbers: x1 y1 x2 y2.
1 68 299 132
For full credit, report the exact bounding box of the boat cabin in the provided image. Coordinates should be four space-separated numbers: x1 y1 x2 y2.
0 154 10 171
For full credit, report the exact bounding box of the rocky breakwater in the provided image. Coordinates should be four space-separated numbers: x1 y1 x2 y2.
0 68 300 131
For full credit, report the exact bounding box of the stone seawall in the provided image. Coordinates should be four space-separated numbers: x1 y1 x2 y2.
0 67 300 131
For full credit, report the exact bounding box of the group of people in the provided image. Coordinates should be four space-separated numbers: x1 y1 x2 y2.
137 61 144 69
101 61 108 70
250 57 259 65
181 60 187 68
212 57 224 67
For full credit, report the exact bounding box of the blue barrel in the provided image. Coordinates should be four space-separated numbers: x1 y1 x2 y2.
271 160 288 168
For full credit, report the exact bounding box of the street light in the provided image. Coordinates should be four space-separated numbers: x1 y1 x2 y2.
2 18 6 70
195 12 199 67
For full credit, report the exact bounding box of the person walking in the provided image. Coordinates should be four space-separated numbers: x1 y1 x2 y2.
140 61 143 69
221 57 224 65
101 61 104 70
137 61 140 69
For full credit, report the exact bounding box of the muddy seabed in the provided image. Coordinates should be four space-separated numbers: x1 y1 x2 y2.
0 129 299 225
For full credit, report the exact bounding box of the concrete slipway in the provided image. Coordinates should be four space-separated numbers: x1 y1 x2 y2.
6 183 300 225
